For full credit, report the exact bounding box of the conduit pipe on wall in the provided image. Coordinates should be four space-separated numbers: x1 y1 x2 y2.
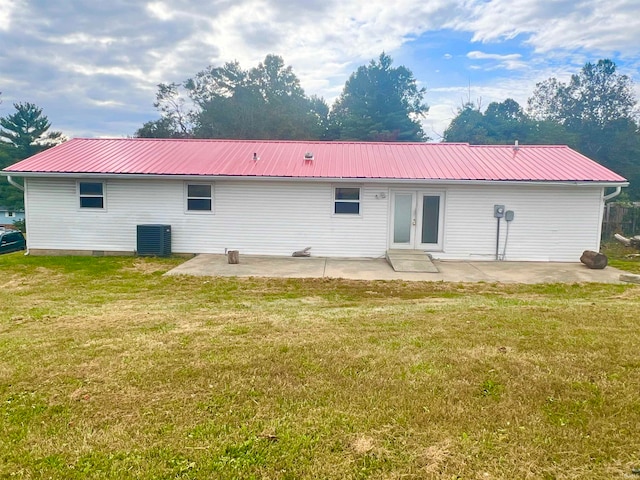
495 216 501 261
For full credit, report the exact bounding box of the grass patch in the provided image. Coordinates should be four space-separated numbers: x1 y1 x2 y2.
603 240 640 273
1 253 640 478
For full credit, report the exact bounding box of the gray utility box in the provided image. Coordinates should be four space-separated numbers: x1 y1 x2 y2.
137 224 171 257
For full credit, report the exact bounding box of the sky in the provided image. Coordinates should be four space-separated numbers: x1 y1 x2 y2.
1 0 639 142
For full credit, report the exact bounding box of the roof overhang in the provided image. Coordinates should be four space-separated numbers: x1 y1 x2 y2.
0 171 629 188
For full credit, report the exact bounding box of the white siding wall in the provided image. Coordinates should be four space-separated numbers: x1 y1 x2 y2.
24 178 389 257
24 177 604 261
439 184 604 261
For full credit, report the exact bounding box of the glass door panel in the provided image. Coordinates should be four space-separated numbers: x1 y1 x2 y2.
421 195 440 244
393 193 413 244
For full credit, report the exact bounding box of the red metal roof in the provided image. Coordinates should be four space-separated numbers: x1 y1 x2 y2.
2 138 627 183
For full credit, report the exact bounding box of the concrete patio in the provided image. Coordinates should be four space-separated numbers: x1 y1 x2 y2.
165 254 626 283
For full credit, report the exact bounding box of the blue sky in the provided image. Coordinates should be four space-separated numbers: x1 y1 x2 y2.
0 0 639 141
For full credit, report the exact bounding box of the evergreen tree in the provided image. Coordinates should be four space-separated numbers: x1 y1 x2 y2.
0 102 63 157
0 102 64 210
330 53 428 141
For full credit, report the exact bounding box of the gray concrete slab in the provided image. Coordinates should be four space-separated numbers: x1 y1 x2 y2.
166 254 328 278
165 254 626 284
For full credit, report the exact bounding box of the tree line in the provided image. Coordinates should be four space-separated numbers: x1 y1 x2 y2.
444 59 640 197
136 53 429 142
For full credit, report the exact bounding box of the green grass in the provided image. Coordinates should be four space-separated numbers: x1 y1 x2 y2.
602 240 640 273
1 253 640 478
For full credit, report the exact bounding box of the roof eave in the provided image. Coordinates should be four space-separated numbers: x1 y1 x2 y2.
0 171 628 187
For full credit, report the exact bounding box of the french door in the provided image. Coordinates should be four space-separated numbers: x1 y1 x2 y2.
390 190 444 250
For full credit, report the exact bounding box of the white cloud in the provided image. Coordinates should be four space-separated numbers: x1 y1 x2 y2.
146 2 175 21
49 33 118 46
466 50 527 71
0 0 23 31
467 51 520 61
448 0 640 57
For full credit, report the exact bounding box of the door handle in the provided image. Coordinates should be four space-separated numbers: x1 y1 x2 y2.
412 219 416 225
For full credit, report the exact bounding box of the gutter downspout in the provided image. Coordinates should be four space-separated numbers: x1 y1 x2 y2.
6 176 28 255
7 176 25 192
603 186 622 202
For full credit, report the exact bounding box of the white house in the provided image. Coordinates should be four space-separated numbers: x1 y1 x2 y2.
0 206 24 228
1 138 628 261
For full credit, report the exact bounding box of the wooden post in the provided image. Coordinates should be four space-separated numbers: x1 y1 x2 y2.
227 250 239 264
580 250 607 269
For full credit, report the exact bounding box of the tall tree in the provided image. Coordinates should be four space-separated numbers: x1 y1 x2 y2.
0 102 64 210
137 55 329 140
442 103 489 143
0 102 63 157
330 53 429 141
527 59 640 195
443 99 551 145
248 55 326 139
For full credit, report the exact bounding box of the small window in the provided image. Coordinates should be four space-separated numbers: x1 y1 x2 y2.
6 211 15 218
79 182 104 209
334 187 360 215
187 184 212 212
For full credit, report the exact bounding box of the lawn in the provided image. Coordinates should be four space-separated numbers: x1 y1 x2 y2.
1 253 639 479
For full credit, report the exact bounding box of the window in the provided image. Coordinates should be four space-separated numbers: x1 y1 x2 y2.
334 187 360 215
79 181 104 209
186 184 212 212
6 211 15 218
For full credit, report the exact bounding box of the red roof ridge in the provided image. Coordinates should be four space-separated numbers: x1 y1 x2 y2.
71 137 472 147
468 144 570 149
73 138 575 150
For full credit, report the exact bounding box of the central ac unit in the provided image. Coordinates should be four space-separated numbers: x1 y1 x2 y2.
137 224 171 256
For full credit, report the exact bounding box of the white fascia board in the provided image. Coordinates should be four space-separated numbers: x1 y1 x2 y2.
0 171 629 188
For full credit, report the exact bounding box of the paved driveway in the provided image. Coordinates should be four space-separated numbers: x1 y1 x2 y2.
165 254 625 283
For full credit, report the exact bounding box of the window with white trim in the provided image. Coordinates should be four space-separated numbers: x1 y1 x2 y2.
6 211 15 218
334 187 360 215
78 181 105 209
186 183 212 212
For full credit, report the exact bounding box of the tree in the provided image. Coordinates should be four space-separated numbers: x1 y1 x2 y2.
442 103 488 143
444 99 540 144
137 55 329 140
135 117 184 139
0 102 63 157
443 95 581 148
527 78 567 123
248 55 329 139
566 60 635 129
330 53 429 141
482 99 540 144
0 102 64 210
527 59 640 195
0 142 23 210
528 60 636 131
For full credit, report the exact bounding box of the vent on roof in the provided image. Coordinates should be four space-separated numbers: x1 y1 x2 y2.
304 152 314 161
253 152 259 161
